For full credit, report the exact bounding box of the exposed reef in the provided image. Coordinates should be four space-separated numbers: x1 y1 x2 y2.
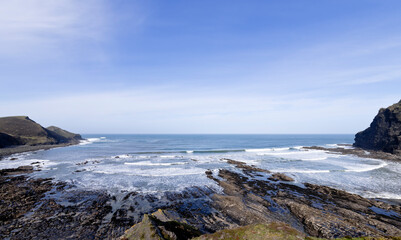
1 158 401 239
304 145 401 162
121 159 401 239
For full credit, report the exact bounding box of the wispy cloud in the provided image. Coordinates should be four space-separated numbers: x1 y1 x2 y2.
0 0 112 59
0 86 398 134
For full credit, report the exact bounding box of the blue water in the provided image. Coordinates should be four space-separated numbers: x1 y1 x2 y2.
1 134 400 199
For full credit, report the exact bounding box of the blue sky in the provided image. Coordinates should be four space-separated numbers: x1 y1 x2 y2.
0 0 400 134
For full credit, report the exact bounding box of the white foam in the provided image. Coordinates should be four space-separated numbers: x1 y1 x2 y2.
272 169 331 173
93 167 204 177
325 143 354 149
124 161 188 166
245 147 290 152
113 154 131 159
301 157 328 161
256 150 321 156
345 162 388 172
0 159 57 170
362 191 401 199
325 144 338 148
186 150 194 153
79 137 105 145
160 155 183 159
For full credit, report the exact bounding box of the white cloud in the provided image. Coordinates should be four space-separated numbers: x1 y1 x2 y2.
0 87 398 134
0 0 111 58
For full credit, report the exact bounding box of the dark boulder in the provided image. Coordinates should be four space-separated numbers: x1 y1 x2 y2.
354 100 401 154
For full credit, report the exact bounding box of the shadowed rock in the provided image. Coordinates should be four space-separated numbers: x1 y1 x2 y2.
0 133 20 148
354 100 401 154
0 165 33 176
119 210 201 240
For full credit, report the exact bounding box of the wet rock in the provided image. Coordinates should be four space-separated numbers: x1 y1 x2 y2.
223 158 271 174
0 168 117 239
119 211 201 240
203 160 401 238
268 173 294 182
0 165 34 176
304 146 401 162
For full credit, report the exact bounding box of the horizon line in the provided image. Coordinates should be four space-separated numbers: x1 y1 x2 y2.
80 133 356 135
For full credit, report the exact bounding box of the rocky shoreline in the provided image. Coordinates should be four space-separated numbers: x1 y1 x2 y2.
1 149 401 239
304 144 401 162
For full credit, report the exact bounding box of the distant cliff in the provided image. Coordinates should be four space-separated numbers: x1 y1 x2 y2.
354 100 401 154
0 116 83 148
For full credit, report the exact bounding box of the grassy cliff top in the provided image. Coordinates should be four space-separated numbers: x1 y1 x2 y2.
0 116 82 146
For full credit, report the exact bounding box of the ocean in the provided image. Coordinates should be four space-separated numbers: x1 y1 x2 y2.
1 134 400 199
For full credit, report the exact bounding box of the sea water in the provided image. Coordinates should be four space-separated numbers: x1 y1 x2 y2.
1 134 400 199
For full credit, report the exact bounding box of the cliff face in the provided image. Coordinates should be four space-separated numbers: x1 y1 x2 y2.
354 100 401 154
0 116 83 148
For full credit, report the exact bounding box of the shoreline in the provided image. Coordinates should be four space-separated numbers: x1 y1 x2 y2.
303 144 401 162
1 157 401 239
1 143 401 239
0 142 80 159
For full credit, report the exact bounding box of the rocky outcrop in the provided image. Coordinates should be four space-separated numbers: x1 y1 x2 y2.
304 145 401 162
211 162 401 238
354 100 401 154
0 169 114 239
2 159 401 239
0 116 83 149
119 210 201 240
119 159 401 239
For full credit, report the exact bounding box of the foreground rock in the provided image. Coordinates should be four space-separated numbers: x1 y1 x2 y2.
0 168 115 239
120 210 201 240
209 168 401 238
122 159 401 239
2 158 401 239
354 100 401 154
0 167 216 239
0 116 83 157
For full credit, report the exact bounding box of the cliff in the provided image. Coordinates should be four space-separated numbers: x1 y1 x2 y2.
354 100 401 154
0 116 83 148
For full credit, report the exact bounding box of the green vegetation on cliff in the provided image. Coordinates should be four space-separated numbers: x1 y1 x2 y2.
193 222 305 240
0 116 82 147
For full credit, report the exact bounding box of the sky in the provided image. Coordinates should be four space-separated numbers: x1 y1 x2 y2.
0 0 401 134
